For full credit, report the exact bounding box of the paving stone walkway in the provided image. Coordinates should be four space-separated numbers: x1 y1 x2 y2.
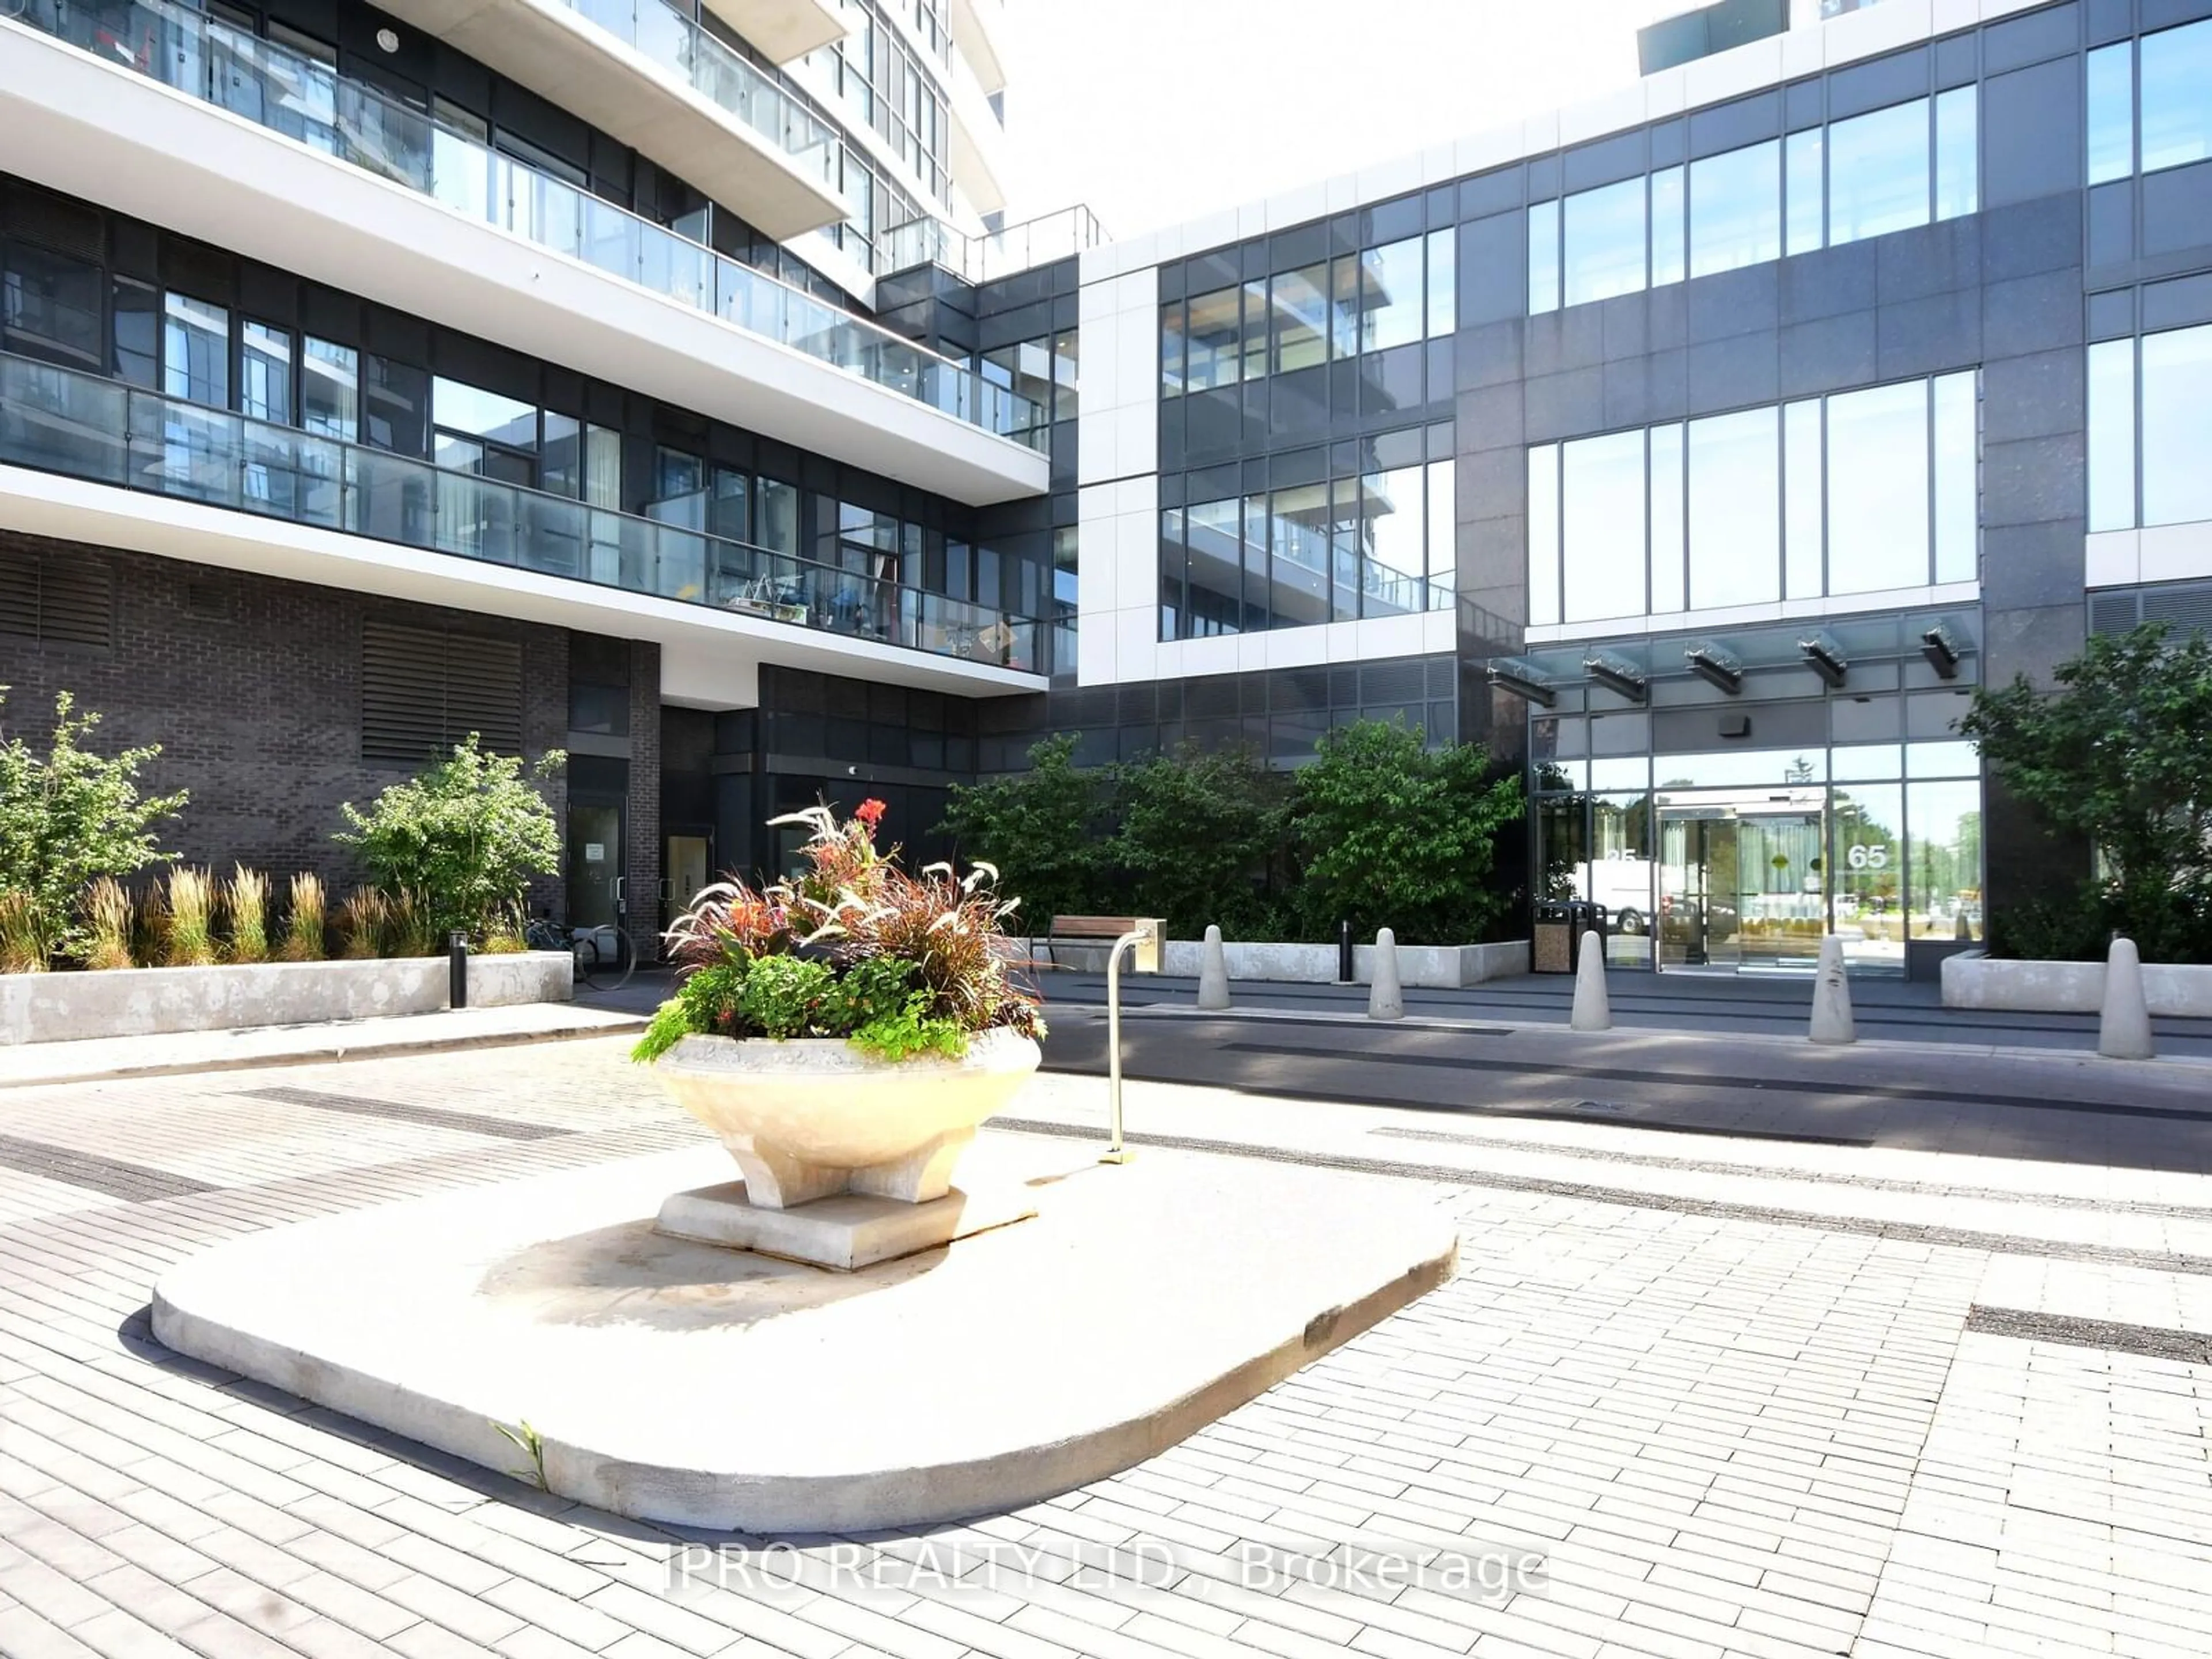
1 1040 2209 1659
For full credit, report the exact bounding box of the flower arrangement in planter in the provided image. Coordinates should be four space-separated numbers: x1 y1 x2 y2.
634 800 1045 1210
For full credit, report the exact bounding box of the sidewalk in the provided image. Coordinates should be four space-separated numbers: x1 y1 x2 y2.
0 1000 646 1088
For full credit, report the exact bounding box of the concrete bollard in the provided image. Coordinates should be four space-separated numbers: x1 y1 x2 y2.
1368 927 1404 1021
2099 935 2156 1060
1569 930 1611 1032
1809 935 1855 1045
1196 924 1232 1011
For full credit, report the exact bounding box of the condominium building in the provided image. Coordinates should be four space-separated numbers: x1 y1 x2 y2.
2 0 2205 978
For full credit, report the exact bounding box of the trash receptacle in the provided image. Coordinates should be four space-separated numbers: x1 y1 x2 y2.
1533 901 1574 973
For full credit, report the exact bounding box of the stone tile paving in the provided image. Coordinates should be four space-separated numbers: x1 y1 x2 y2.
0 1042 2209 1659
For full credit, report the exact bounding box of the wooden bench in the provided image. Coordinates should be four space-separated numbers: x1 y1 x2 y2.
1038 915 1143 970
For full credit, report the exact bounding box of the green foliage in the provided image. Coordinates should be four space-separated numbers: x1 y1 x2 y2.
1961 623 2212 961
335 736 565 944
632 962 745 1063
736 953 834 1038
0 688 186 967
1111 744 1288 938
938 735 1112 929
1287 720 1527 946
825 955 968 1062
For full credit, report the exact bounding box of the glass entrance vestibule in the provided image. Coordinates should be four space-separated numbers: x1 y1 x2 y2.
1535 741 1983 976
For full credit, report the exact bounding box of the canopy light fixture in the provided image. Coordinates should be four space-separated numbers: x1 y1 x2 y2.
1487 657 1557 707
1684 640 1743 694
1584 650 1647 703
1921 620 1969 680
1799 631 1849 689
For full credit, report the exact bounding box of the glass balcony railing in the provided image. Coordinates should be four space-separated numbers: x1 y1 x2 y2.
557 0 839 186
881 204 1106 284
0 353 1044 673
16 0 1047 447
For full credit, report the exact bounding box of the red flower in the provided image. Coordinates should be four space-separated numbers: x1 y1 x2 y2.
855 798 887 830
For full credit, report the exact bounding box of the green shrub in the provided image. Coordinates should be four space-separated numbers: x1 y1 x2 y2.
1111 744 1289 938
0 687 185 966
335 736 564 944
938 735 1112 929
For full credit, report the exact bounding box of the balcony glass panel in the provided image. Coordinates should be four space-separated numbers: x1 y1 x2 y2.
19 0 1040 447
0 352 1042 672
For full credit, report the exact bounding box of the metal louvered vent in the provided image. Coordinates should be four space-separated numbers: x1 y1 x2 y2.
1184 677 1238 719
1360 661 1426 704
2089 592 2139 637
361 621 522 764
4 181 103 262
0 548 113 646
2142 585 2212 642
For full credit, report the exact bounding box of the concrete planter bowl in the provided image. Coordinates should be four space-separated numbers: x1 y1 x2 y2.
653 1028 1041 1209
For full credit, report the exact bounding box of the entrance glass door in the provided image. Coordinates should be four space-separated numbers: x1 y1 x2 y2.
664 833 709 930
1656 791 1826 972
567 802 623 931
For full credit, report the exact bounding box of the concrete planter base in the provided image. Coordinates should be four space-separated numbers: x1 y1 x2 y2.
1022 937 1529 989
0 952 573 1045
1940 950 2212 1017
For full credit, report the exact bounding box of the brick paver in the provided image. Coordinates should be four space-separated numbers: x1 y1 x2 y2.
1 1040 2209 1659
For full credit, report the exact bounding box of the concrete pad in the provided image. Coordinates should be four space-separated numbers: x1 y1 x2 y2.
152 1132 1458 1533
656 1179 1038 1271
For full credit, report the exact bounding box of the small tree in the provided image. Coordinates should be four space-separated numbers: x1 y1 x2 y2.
1288 719 1524 946
0 688 186 968
1111 743 1289 938
1960 622 2212 961
336 736 565 944
938 734 1112 930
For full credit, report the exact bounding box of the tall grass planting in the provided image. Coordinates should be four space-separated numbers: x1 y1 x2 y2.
162 868 218 967
336 888 388 959
278 873 327 962
226 865 270 964
81 878 135 970
0 892 47 973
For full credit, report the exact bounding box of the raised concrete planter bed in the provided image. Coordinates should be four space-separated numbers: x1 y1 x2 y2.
1022 936 1529 988
0 951 572 1045
1940 950 2212 1017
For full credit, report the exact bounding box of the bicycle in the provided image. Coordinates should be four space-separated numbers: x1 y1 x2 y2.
522 914 635 990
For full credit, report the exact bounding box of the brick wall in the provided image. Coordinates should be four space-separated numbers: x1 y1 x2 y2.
0 531 571 910
625 638 662 963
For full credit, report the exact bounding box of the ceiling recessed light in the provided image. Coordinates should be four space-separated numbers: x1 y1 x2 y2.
376 27 400 52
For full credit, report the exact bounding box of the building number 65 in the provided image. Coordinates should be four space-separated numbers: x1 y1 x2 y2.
1846 844 1889 870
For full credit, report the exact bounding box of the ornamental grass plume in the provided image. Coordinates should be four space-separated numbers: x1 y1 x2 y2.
336 887 388 959
225 865 270 964
162 867 218 967
0 891 46 973
384 888 436 957
277 872 327 962
81 877 135 970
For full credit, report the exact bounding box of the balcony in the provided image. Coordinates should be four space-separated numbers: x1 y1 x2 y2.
947 48 1009 217
948 0 1007 94
700 0 848 64
0 353 1046 703
366 0 849 237
0 7 1050 503
881 205 1106 282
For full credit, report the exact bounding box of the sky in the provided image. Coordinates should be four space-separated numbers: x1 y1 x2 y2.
993 0 1676 240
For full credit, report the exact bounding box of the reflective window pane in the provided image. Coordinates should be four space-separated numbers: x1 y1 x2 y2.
1784 399 1823 599
239 321 293 425
1360 237 1425 353
1828 100 1930 246
1562 429 1646 622
1934 86 1978 221
2 244 102 371
1241 494 1270 630
1426 460 1455 593
1181 497 1241 635
1272 264 1329 375
1157 507 1184 641
1052 331 1079 421
1933 370 1978 582
1826 380 1929 594
163 294 230 410
1652 167 1685 286
112 278 159 388
1785 128 1824 257
2086 336 2137 532
1690 140 1780 279
1906 778 1983 941
2141 18 2212 175
2086 41 2134 184
1687 406 1779 608
1831 782 1905 966
302 338 358 442
1426 226 1455 339
1160 301 1184 397
1183 287 1240 392
1528 199 1560 315
1527 444 1560 626
1330 476 1362 620
1363 465 1426 615
1649 423 1684 612
1330 257 1361 358
1240 280 1269 381
1268 483 1330 628
1563 176 1647 308
2141 323 2212 528
434 378 536 445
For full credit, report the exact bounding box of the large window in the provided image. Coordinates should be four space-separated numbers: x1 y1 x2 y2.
1529 90 1978 313
2089 18 2212 184
979 332 1075 437
1527 372 1979 624
1161 229 1454 395
2089 323 2212 532
1160 426 1455 638
1 241 102 371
